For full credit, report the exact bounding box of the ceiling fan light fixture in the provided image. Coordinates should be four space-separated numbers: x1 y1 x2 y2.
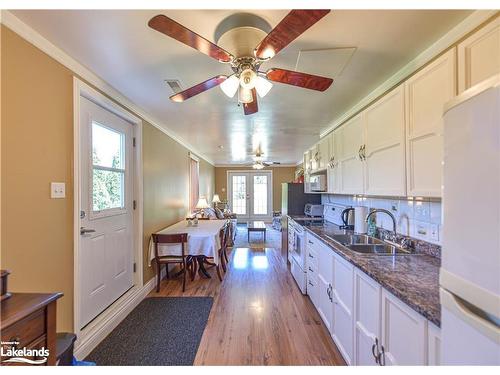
255 76 273 98
238 87 254 104
220 75 239 98
253 162 265 170
239 68 257 89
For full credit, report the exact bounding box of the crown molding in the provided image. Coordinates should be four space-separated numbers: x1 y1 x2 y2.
214 163 297 168
0 10 215 165
320 10 499 138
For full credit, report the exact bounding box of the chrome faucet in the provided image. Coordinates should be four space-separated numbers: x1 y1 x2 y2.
365 209 397 242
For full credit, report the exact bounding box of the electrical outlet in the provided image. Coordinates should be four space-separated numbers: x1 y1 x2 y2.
51 182 66 198
414 221 430 241
429 224 440 243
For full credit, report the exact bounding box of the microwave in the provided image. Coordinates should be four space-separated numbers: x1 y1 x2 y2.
309 174 327 192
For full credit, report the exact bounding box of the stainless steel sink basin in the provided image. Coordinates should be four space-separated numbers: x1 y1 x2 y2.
346 244 412 256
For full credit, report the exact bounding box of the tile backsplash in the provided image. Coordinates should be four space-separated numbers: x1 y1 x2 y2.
321 194 442 245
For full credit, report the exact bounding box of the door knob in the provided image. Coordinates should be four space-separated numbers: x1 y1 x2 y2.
80 227 96 235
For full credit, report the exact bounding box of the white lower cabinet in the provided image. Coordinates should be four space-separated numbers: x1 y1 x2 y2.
354 269 382 365
317 244 334 332
380 289 427 365
307 240 441 365
427 321 441 365
331 255 354 364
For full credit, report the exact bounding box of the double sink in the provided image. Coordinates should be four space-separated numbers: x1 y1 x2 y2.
325 234 413 256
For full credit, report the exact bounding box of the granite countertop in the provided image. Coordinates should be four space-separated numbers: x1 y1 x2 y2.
301 222 441 327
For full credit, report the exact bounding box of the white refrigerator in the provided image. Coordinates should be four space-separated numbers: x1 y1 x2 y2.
440 74 500 365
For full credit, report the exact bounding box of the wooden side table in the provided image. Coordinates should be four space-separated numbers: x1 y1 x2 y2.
247 221 266 242
1 293 63 366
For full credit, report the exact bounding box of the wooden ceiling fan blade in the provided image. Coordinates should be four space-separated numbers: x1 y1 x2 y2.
243 89 258 115
148 15 233 63
170 76 227 102
266 68 333 91
254 10 330 60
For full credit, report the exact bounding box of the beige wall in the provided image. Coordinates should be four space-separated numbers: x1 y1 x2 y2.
214 166 296 212
142 125 214 283
1 26 214 332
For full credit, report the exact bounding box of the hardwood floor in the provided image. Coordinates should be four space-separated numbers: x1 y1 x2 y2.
149 246 346 365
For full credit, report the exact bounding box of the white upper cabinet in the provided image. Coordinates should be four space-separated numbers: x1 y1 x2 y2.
458 16 500 93
310 144 319 172
338 114 365 195
364 85 406 196
405 48 456 197
327 129 341 194
318 136 330 170
380 289 427 365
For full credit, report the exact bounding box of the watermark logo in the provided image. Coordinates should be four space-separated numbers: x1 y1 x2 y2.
1 340 49 365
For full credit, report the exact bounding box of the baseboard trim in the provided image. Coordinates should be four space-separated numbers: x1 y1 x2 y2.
74 278 156 360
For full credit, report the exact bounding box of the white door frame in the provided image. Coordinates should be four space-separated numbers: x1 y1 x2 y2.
73 78 143 342
227 170 273 222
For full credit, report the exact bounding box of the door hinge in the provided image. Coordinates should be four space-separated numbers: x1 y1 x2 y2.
133 262 136 273
133 200 137 210
133 137 136 147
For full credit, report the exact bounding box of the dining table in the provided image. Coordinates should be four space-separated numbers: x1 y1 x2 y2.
149 219 228 278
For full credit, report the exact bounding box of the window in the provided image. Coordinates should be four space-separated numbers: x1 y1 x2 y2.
232 175 247 215
189 155 200 212
92 122 125 212
253 175 268 215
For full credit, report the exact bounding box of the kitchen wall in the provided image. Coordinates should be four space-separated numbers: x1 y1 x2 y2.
322 194 442 245
1 25 215 332
214 166 296 212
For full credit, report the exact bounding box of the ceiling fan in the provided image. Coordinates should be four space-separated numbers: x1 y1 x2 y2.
148 10 334 116
247 151 280 170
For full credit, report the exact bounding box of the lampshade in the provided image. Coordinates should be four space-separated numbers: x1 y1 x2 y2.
195 197 210 209
220 75 239 98
255 76 273 98
238 87 253 104
212 194 221 204
239 68 257 89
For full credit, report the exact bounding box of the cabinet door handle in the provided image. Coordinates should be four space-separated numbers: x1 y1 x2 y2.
308 267 314 272
308 280 314 286
308 253 314 258
372 338 380 364
358 146 363 160
378 345 386 366
308 240 313 244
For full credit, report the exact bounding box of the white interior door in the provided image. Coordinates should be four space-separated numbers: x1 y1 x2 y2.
228 171 272 222
79 97 134 329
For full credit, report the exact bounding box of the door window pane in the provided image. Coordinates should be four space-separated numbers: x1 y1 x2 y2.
92 169 124 211
92 122 124 169
92 122 125 212
232 176 246 215
253 175 268 215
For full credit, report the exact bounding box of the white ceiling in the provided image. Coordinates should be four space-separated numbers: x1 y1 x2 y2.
11 9 472 165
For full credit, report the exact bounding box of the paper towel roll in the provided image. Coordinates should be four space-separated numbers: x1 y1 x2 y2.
354 206 369 233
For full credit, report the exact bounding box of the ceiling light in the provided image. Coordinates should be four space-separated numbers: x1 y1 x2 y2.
253 162 265 170
220 75 239 98
255 76 273 98
239 68 257 89
238 87 254 104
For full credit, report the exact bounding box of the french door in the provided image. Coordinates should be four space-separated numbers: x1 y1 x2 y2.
227 171 272 222
79 96 134 329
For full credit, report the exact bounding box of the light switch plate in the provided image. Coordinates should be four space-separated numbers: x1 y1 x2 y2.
51 182 66 198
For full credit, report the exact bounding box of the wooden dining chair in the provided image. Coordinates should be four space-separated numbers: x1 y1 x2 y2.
151 233 191 292
218 222 229 273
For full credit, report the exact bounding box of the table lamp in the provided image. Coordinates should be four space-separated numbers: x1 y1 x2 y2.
195 197 210 217
212 194 221 208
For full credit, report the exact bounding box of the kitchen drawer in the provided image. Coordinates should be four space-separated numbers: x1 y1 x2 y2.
307 248 318 271
1 308 45 349
306 233 324 254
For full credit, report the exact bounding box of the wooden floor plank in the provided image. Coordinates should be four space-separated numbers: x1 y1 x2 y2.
149 247 346 365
